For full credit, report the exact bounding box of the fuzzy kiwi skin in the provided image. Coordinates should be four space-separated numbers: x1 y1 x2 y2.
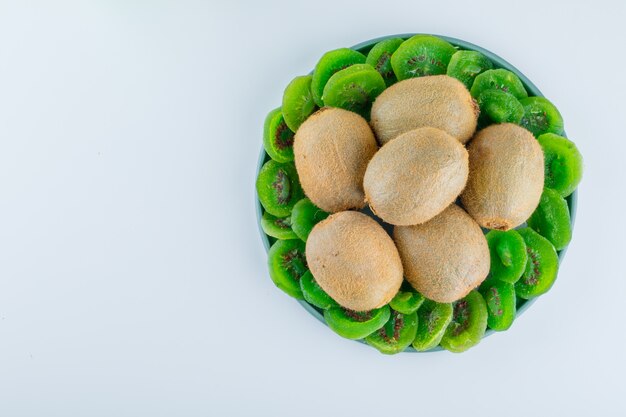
370 75 478 145
393 204 490 303
306 211 403 312
294 108 378 213
363 127 469 226
461 123 544 231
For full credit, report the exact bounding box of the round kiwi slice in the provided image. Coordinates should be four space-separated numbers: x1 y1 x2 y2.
446 50 493 90
256 160 304 217
486 230 528 284
389 285 425 315
519 96 564 137
261 211 298 240
527 188 572 251
263 107 295 163
479 278 516 331
290 197 329 242
390 35 456 80
300 270 338 310
322 64 386 119
470 68 528 100
477 90 524 124
306 211 404 312
366 37 404 86
515 228 559 299
412 300 453 352
294 108 378 213
461 123 544 230
267 239 307 299
311 48 366 107
324 305 390 340
370 75 478 145
282 75 317 132
363 127 469 226
393 204 490 303
365 309 418 354
537 133 583 197
440 290 488 353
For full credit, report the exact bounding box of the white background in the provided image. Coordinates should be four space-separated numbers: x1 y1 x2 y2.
0 1 624 416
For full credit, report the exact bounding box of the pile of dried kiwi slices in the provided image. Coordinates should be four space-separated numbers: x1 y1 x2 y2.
256 34 582 354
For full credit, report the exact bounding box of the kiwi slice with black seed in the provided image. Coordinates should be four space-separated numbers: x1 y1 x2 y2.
268 239 307 299
365 309 418 354
324 305 390 340
389 285 425 315
300 270 338 310
477 90 524 124
290 197 329 242
519 96 564 137
391 35 456 80
263 108 295 162
470 69 528 100
514 228 559 299
446 50 493 90
537 133 583 197
479 278 516 331
527 188 572 250
412 299 453 352
282 75 317 132
311 48 366 107
322 64 386 119
486 230 528 284
366 37 404 86
440 290 488 353
256 160 304 217
261 211 298 240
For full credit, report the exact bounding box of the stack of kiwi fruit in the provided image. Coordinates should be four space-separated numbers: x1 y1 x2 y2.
256 34 583 354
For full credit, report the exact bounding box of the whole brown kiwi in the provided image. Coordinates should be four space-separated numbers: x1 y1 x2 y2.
306 211 403 311
363 127 469 226
294 107 378 213
393 204 489 303
461 123 544 230
370 75 478 145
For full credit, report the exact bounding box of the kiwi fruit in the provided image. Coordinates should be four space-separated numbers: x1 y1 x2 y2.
440 290 488 353
537 133 583 197
477 89 524 124
294 107 378 213
306 211 404 312
393 204 490 303
365 309 418 354
389 284 425 315
322 64 386 119
324 305 390 340
527 188 572 250
282 75 317 132
446 50 493 89
519 96 564 137
311 48 367 107
300 270 339 310
256 160 304 217
390 35 456 80
366 37 404 86
290 197 329 242
479 278 516 331
515 228 559 299
412 300 453 351
263 108 295 162
363 127 469 226
470 68 528 100
370 75 478 145
267 239 307 299
486 230 528 284
261 211 298 240
461 123 545 230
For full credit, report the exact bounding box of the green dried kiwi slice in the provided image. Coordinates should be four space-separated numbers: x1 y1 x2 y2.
390 34 456 80
412 300 453 352
486 230 528 284
519 96 564 137
515 228 559 299
261 211 298 240
311 48 366 107
282 75 317 132
365 309 418 355
299 270 338 310
479 278 516 331
470 68 528 100
477 89 525 124
267 239 307 299
263 107 295 163
537 133 583 197
324 305 390 340
389 283 425 315
527 188 572 251
256 160 304 217
446 50 493 90
290 197 329 242
440 290 488 353
322 64 386 119
365 37 404 86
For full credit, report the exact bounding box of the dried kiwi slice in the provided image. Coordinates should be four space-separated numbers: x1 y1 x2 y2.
389 285 425 315
519 96 564 137
440 290 488 353
365 37 404 86
515 228 559 299
479 278 516 331
391 34 456 80
311 48 366 107
300 270 338 310
412 300 453 352
322 64 386 119
263 108 295 163
470 69 528 100
290 197 329 242
324 305 390 340
282 75 316 132
256 160 304 217
261 211 298 240
267 239 307 299
446 50 493 90
486 230 528 284
365 309 418 354
537 133 583 197
477 89 524 124
527 188 572 251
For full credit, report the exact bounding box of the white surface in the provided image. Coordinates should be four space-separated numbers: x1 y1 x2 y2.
0 1 624 416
